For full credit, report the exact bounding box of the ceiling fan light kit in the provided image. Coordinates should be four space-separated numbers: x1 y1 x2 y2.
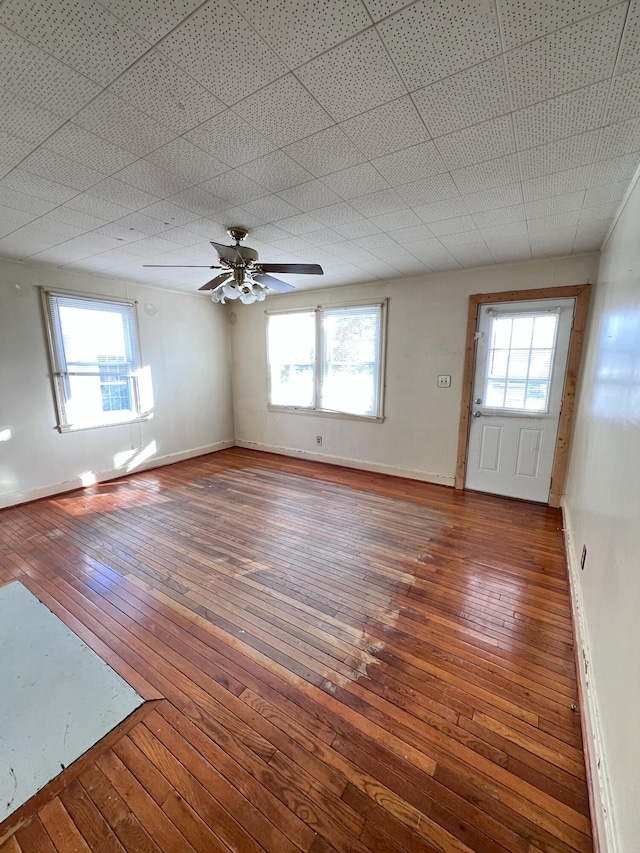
144 227 323 305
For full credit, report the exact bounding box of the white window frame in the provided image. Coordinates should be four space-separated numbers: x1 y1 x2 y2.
42 288 150 433
266 299 387 422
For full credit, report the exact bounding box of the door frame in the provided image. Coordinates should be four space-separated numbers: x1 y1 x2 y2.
455 283 591 507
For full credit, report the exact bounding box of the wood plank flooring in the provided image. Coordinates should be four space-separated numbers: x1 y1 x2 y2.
0 448 592 852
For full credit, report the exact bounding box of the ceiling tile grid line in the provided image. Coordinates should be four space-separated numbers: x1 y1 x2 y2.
0 0 639 288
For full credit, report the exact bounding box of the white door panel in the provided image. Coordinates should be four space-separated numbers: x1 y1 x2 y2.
465 298 574 502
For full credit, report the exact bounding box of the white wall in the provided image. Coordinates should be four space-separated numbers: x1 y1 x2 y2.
0 258 234 507
231 254 598 484
563 175 640 852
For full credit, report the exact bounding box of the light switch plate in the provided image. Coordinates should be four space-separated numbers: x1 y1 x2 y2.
437 375 451 388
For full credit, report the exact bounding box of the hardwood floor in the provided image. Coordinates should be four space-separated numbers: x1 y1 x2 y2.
0 448 592 852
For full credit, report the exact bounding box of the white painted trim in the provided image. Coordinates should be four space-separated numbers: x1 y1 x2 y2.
0 439 235 509
235 439 455 486
562 497 617 853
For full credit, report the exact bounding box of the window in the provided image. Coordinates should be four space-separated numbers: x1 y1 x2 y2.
44 291 149 432
484 311 559 412
267 303 385 419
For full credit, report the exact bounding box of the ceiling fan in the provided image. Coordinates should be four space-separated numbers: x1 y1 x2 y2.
144 226 323 304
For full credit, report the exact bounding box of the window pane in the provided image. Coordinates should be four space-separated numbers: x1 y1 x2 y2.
321 307 381 416
484 312 558 412
268 312 315 407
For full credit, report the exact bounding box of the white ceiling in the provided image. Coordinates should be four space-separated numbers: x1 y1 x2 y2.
1 0 639 293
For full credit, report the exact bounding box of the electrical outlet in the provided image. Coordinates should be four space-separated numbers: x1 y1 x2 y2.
316 435 322 446
580 545 587 570
437 375 451 388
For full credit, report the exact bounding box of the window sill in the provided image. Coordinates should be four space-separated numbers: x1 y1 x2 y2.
267 406 384 423
57 413 153 433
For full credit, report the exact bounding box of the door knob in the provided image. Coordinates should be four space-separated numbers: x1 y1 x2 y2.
472 411 482 417
474 398 482 404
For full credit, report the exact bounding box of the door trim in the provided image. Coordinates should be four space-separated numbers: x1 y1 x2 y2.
455 284 591 507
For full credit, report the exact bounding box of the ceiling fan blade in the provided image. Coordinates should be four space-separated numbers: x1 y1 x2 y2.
253 273 295 293
211 241 242 264
259 263 323 275
198 273 232 291
143 264 221 268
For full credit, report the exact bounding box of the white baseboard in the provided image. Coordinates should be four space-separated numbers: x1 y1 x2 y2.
0 439 236 509
562 498 617 852
234 439 455 487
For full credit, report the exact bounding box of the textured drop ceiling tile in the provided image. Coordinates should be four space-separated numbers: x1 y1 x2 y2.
321 163 390 199
41 207 107 230
198 171 268 206
522 164 593 200
463 183 524 212
238 151 314 192
525 191 586 218
407 239 460 267
295 29 405 122
285 126 366 176
583 180 630 205
114 161 192 198
176 218 227 239
616 0 640 73
378 0 501 91
528 210 582 234
518 130 600 180
380 223 434 245
240 195 301 221
230 0 371 68
0 131 37 170
497 0 617 50
579 201 619 221
0 205 38 238
275 213 325 235
114 212 174 236
96 0 204 42
574 219 611 249
159 0 287 102
605 68 640 124
277 179 342 211
328 219 383 239
138 200 200 226
395 173 460 206
63 193 133 221
528 226 577 255
311 202 364 226
597 117 640 159
1 170 79 204
413 196 471 222
479 220 529 241
110 51 226 134
505 6 627 110
428 215 477 236
339 96 430 158
145 139 228 184
435 115 516 170
299 227 343 245
185 110 277 167
590 153 640 186
75 93 178 155
349 188 408 216
115 235 180 257
259 235 313 255
233 75 333 147
0 188 61 215
451 154 521 194
0 26 101 117
167 186 229 218
447 242 495 266
412 57 509 137
0 0 149 86
439 230 486 249
486 238 532 262
17 149 105 191
371 141 447 185
43 124 139 174
87 177 161 211
512 81 610 150
369 208 423 231
472 203 526 228
0 88 67 145
353 232 401 252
